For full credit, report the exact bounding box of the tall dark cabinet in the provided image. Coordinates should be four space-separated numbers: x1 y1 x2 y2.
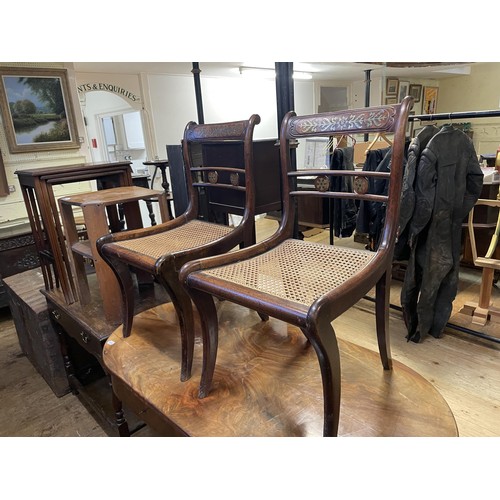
168 139 282 225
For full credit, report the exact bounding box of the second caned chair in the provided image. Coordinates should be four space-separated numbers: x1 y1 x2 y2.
97 115 262 382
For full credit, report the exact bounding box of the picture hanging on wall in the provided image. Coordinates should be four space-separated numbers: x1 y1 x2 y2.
423 86 439 115
409 84 422 103
398 81 410 102
385 96 398 105
0 67 80 153
386 78 399 96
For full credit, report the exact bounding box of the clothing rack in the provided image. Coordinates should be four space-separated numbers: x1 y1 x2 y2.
403 107 500 344
410 109 500 121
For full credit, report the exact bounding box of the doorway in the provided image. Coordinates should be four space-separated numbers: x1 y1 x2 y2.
81 91 148 174
79 90 159 226
99 109 148 175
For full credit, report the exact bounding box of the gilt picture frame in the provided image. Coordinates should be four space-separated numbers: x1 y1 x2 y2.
423 86 439 115
0 67 80 153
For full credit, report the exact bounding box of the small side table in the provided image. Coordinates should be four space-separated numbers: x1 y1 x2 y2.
58 186 168 323
144 160 174 219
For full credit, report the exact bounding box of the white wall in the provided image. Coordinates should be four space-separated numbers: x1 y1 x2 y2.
146 73 315 154
145 73 315 178
146 73 199 156
438 63 500 114
430 62 500 156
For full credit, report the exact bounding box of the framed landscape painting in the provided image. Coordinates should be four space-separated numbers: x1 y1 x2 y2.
0 67 80 153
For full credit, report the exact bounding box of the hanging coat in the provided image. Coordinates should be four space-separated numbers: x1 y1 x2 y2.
330 146 357 238
401 125 484 342
356 147 391 236
394 125 440 261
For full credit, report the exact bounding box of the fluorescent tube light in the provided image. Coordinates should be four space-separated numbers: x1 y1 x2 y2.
239 67 312 80
239 67 276 78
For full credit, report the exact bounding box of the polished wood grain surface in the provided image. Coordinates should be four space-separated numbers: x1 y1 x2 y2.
103 300 458 437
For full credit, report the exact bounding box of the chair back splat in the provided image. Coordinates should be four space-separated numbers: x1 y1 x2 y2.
180 97 414 436
97 114 261 382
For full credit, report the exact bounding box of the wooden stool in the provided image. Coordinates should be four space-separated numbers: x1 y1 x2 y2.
460 198 500 325
58 186 169 323
143 159 174 219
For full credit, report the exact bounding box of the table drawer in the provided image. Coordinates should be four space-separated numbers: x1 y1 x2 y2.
48 305 104 360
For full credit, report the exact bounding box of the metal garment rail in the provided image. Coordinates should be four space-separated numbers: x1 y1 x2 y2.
410 109 500 121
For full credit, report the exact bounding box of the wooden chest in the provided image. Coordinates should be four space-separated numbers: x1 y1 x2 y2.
0 229 40 309
2 268 70 397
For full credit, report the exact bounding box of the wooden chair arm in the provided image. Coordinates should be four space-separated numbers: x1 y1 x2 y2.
99 214 190 245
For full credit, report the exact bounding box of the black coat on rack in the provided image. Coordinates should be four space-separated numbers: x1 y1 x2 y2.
401 125 484 342
389 107 500 346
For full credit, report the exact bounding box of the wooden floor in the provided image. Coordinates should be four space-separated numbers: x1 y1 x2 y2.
0 217 499 437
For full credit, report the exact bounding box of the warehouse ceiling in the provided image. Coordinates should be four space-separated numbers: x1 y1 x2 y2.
71 61 476 81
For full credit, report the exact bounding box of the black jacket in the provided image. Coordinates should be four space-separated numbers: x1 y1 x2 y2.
394 125 440 261
330 147 357 238
401 125 483 341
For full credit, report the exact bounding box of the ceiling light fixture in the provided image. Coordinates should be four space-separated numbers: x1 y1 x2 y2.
239 67 313 80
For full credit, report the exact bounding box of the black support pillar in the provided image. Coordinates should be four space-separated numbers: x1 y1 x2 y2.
192 62 205 124
364 69 371 141
275 62 295 135
275 62 298 237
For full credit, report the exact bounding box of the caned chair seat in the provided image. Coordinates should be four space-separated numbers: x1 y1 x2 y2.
109 220 235 268
197 239 375 312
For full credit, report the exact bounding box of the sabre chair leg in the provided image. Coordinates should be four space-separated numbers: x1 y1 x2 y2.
189 288 219 399
307 316 341 437
160 274 195 382
375 270 392 370
102 253 136 338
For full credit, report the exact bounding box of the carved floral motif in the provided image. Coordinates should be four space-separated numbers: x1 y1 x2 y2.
288 107 396 138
